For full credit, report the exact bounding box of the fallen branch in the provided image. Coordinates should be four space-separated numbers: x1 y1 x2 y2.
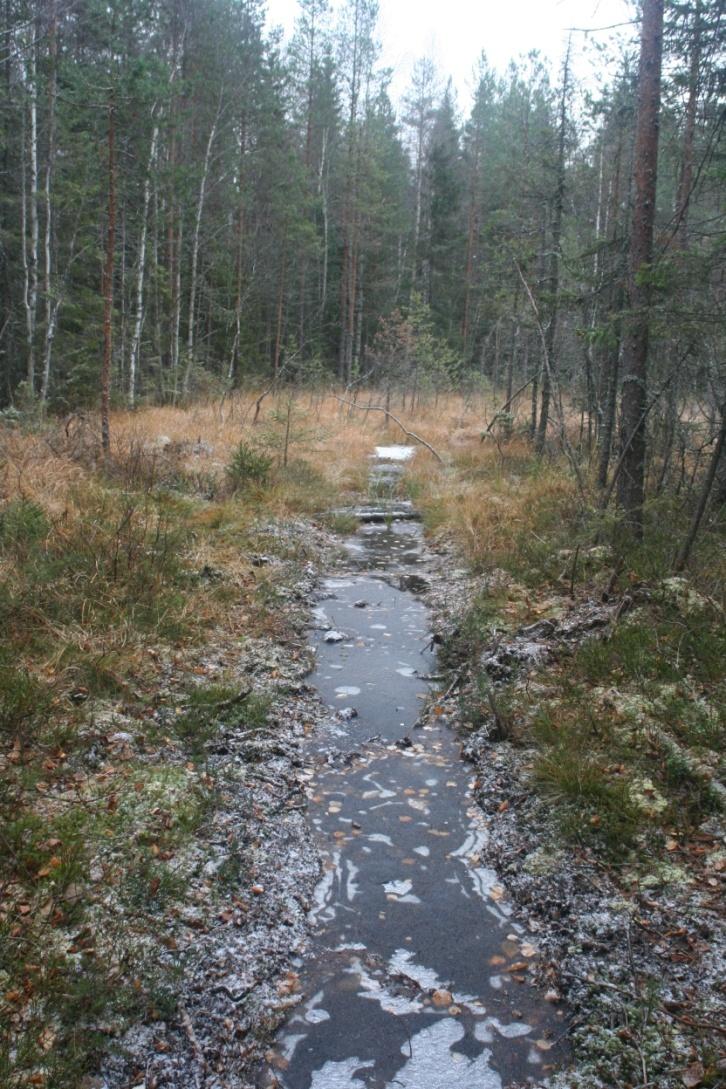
331 395 444 463
442 667 466 700
179 1004 206 1088
599 367 680 511
214 685 252 712
480 373 538 441
251 385 273 425
673 399 726 571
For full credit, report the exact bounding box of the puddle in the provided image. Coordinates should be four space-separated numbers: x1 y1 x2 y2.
261 446 568 1088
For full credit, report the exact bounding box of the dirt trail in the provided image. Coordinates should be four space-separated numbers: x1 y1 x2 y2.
259 448 567 1089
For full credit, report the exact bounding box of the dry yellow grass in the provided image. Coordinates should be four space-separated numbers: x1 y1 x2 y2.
108 387 503 494
0 390 516 691
0 386 549 508
0 387 578 583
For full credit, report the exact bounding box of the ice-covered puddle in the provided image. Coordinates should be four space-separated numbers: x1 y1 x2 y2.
373 444 416 462
258 451 568 1089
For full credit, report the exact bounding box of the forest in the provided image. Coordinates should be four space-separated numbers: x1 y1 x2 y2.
0 1 725 1088
0 0 722 515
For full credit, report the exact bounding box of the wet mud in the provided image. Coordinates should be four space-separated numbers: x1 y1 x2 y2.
261 448 568 1089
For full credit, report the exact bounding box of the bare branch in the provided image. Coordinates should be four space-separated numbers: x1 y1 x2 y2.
514 261 588 502
331 395 444 463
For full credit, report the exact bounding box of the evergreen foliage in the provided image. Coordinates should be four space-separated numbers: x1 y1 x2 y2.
0 0 723 528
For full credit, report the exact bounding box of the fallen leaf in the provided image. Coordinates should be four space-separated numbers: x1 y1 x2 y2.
682 1062 705 1088
268 1053 289 1071
38 1026 56 1052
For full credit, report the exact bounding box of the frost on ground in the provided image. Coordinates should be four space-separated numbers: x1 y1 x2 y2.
423 546 725 1089
90 521 347 1089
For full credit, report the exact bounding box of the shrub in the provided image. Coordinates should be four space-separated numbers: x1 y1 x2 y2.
0 499 49 562
226 442 272 491
172 684 271 756
0 487 191 691
0 653 51 743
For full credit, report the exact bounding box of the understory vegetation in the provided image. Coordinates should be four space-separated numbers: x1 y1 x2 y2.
1 0 724 1081
423 426 725 864
0 388 724 1087
0 399 359 1087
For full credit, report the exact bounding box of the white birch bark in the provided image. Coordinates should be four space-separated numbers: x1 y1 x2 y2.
40 0 58 404
182 100 221 395
20 29 39 395
128 121 159 407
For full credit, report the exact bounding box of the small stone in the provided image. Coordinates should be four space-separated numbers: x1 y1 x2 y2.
323 631 345 643
432 989 453 1008
109 731 134 745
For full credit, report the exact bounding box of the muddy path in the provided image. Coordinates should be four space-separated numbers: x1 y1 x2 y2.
259 449 568 1089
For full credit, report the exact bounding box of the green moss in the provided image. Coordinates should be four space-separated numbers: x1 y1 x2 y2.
171 685 271 756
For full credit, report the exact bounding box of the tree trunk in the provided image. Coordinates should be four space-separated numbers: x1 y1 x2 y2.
530 349 539 439
40 0 58 405
535 42 570 455
461 101 482 357
596 113 626 489
22 26 39 395
101 97 117 456
319 127 329 312
675 0 701 249
674 403 726 571
354 252 364 374
597 322 621 489
228 157 245 383
129 119 159 408
273 254 287 378
182 102 220 395
170 219 182 400
616 0 664 536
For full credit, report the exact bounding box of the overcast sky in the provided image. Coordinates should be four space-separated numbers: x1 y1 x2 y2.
265 0 636 106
